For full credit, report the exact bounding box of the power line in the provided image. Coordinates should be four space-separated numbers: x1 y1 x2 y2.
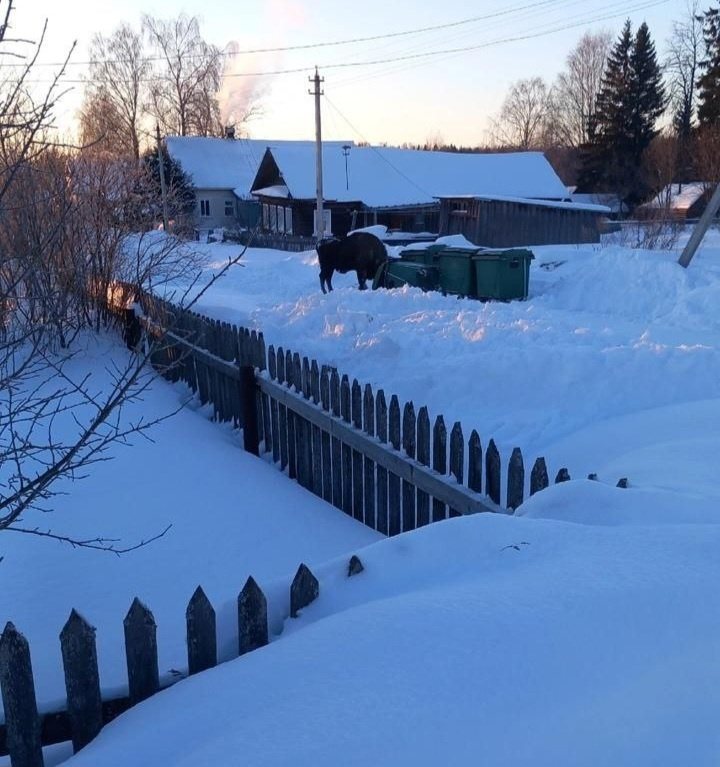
24 0 670 86
323 94 432 199
5 0 568 69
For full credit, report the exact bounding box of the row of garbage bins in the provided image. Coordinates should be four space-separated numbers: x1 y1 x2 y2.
373 245 535 301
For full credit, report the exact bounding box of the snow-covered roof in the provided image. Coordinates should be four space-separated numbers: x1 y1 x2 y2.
644 182 711 211
259 145 570 208
438 194 610 213
165 137 350 198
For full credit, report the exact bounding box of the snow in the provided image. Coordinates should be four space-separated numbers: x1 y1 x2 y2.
0 336 379 722
164 137 350 196
4 226 720 765
436 192 611 213
264 145 570 206
64 511 720 767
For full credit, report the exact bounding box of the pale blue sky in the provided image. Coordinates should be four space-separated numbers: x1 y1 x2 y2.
15 0 687 145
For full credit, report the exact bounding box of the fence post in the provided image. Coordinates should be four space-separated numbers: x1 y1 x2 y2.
123 598 160 705
186 587 217 675
375 390 389 535
240 365 260 456
388 395 401 535
402 402 416 531
507 448 525 511
416 407 430 527
432 416 447 522
351 380 364 523
363 384 376 530
449 422 464 517
530 457 549 495
486 439 501 506
60 610 103 753
290 564 319 618
0 622 43 767
238 576 268 656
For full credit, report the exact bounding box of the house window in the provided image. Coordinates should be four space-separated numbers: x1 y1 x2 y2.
262 203 269 229
200 199 210 217
269 204 277 231
285 206 293 234
276 205 285 233
224 199 234 217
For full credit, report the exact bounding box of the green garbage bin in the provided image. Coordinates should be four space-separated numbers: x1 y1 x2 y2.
383 259 440 291
472 249 534 301
438 248 479 297
398 243 445 266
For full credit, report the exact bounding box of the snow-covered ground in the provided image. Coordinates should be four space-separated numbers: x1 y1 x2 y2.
3 229 719 766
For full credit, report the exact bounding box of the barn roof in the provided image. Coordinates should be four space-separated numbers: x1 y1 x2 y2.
256 145 570 208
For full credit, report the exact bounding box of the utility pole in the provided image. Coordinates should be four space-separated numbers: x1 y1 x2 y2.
308 67 325 240
678 182 720 268
156 123 169 232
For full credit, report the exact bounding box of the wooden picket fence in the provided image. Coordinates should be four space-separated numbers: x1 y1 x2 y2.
127 287 575 530
0 560 327 764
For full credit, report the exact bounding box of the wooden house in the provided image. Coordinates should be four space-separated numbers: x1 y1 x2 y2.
250 146 577 240
636 182 718 221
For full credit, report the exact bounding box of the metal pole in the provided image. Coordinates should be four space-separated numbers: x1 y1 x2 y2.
308 67 324 239
678 182 720 268
156 123 169 232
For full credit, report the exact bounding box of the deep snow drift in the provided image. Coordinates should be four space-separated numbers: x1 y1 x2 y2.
3 229 719 766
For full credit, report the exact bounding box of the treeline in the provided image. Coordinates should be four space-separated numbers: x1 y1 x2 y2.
416 5 720 207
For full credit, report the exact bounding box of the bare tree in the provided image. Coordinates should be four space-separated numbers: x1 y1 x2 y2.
143 14 223 137
81 23 149 159
78 89 134 158
550 30 612 147
490 77 551 150
0 2 245 551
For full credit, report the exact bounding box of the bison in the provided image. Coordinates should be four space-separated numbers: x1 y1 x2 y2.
316 232 388 293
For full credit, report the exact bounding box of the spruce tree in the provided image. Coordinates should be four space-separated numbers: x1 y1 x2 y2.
697 5 720 127
578 20 665 206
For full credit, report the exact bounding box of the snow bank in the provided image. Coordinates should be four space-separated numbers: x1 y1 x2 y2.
64 512 720 766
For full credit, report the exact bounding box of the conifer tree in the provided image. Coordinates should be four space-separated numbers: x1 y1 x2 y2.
697 5 720 126
578 20 665 206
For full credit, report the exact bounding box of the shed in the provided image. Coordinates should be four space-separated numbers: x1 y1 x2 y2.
438 195 610 247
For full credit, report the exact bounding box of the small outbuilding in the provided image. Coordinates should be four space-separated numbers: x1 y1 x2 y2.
636 182 718 221
438 195 609 247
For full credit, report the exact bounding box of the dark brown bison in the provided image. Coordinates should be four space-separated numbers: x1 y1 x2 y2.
316 232 388 293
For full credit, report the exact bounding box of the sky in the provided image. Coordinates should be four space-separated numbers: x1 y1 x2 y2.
12 0 691 147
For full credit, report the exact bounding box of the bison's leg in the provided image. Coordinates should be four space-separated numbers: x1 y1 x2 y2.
320 274 327 294
357 270 368 290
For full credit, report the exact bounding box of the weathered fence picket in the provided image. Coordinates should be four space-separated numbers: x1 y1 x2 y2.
186 587 217 676
320 367 333 504
123 599 159 705
375 390 389 535
486 439 501 506
432 416 447 522
340 376 353 517
388 396 401 536
449 422 464 518
0 622 43 767
238 577 268 656
60 611 103 752
416 407 430 527
351 380 364 523
402 402 416 532
363 385 376 530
